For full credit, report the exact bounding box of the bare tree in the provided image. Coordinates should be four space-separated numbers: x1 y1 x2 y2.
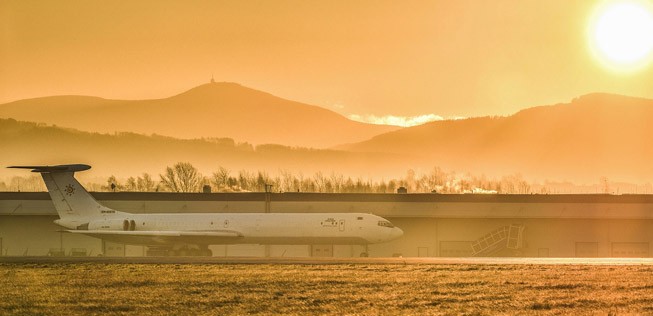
137 173 157 191
387 179 397 193
296 172 307 192
313 172 326 192
238 170 254 191
102 175 122 192
211 166 231 191
330 172 344 193
7 175 46 192
405 169 416 192
125 177 138 191
279 169 294 192
159 162 203 192
256 171 271 190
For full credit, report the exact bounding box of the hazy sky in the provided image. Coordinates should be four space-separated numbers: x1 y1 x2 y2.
2 0 653 121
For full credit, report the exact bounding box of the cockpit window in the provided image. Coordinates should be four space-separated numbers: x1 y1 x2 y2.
378 221 394 228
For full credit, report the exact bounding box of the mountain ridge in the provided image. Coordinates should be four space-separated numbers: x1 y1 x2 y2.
0 82 400 148
340 93 653 182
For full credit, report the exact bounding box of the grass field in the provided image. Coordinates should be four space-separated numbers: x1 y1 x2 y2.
2 262 653 315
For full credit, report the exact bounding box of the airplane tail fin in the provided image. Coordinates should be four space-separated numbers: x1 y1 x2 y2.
8 164 115 220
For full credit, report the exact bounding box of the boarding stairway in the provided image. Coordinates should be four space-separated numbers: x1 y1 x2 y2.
470 224 525 257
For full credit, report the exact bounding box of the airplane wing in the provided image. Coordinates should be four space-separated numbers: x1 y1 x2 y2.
65 230 243 237
64 230 244 245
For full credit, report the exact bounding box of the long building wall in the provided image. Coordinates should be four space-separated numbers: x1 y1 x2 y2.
2 192 653 257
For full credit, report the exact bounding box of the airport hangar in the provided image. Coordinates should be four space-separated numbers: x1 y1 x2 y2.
1 192 653 258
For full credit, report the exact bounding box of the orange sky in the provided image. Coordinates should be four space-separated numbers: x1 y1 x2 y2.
1 0 652 119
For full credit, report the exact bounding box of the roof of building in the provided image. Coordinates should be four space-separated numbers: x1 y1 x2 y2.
2 191 653 204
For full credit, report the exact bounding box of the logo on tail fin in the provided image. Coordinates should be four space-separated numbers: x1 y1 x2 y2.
65 184 76 196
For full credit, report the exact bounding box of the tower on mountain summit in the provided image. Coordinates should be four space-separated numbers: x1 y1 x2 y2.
210 75 215 83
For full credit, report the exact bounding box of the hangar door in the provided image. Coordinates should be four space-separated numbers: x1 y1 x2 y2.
575 242 598 257
102 241 125 257
439 241 473 257
611 242 649 257
311 245 333 257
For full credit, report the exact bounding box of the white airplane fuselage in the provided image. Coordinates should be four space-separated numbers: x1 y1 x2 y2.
56 212 403 246
9 164 403 254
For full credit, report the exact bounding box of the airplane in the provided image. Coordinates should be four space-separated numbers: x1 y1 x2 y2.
9 164 403 256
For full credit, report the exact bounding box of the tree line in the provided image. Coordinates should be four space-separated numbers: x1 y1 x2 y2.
105 162 532 194
3 161 644 194
0 162 532 194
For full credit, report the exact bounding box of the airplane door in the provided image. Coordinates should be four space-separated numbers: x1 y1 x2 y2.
339 219 345 231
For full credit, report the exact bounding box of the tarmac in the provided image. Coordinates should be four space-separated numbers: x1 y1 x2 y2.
3 256 653 265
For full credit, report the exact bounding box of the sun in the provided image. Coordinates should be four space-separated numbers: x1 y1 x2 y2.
588 0 653 72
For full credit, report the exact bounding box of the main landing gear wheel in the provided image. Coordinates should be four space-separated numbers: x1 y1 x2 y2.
360 244 370 257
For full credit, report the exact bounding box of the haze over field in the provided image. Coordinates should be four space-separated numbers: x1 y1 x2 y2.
0 118 416 181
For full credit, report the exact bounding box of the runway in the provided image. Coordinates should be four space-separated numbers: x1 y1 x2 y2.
3 256 653 265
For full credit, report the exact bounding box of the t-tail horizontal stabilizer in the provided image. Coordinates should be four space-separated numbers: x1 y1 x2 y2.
7 164 91 173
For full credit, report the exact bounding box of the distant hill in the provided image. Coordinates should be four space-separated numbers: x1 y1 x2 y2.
6 92 653 184
0 118 415 180
339 93 653 183
0 82 399 148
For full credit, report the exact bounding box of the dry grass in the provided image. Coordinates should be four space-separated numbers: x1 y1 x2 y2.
2 263 653 315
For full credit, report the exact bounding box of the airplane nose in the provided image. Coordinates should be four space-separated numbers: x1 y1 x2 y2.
391 227 404 240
